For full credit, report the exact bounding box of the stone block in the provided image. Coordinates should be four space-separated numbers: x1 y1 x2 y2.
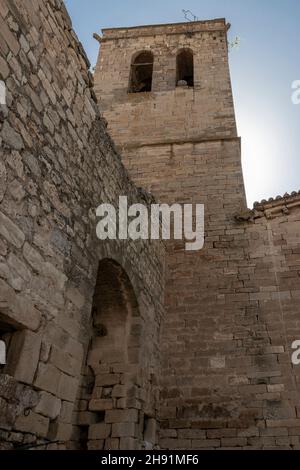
119 437 139 450
76 411 99 426
89 399 113 411
23 242 67 291
1 121 24 150
57 373 79 402
14 412 49 438
34 363 61 395
221 437 248 447
104 438 119 450
88 423 111 440
88 440 104 450
49 345 81 377
34 392 61 420
48 422 73 442
105 409 139 424
112 422 136 438
191 439 220 449
0 279 41 331
60 401 74 424
267 419 300 428
0 14 20 55
144 418 156 444
95 374 120 387
0 211 25 248
112 385 127 398
6 330 42 385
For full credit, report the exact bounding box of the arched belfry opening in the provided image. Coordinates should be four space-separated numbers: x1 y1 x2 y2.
77 259 152 450
129 51 154 93
176 49 194 87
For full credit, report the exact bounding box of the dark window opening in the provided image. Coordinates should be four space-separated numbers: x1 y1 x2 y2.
176 49 194 87
129 52 154 93
78 426 89 451
0 319 15 371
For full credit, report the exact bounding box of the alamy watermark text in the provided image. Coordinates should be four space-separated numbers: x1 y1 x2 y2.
96 196 205 251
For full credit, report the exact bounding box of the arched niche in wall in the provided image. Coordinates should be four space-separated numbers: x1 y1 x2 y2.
76 258 151 450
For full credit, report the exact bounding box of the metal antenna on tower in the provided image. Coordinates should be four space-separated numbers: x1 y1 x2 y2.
182 9 198 22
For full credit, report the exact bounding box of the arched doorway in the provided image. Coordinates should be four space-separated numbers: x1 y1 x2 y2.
76 259 155 450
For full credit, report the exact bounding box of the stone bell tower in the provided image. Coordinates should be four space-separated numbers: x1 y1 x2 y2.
93 17 246 215
93 19 257 449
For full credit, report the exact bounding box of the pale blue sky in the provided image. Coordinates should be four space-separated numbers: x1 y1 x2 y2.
65 0 300 206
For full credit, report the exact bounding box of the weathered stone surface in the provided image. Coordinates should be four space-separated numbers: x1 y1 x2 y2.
119 437 139 450
49 346 81 378
0 375 18 401
0 211 25 248
0 238 8 256
105 409 139 424
89 399 113 411
0 13 19 55
48 422 73 442
95 374 120 387
144 418 156 445
7 252 31 283
34 363 61 396
88 423 111 440
23 242 67 290
6 330 42 385
9 179 26 202
0 161 7 202
112 422 136 438
87 439 105 450
111 385 127 398
60 401 74 424
34 392 61 420
0 375 39 432
14 412 49 438
1 121 24 150
0 397 16 430
57 374 79 403
0 279 41 330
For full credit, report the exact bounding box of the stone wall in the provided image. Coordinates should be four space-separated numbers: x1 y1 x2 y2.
0 0 165 450
94 20 300 449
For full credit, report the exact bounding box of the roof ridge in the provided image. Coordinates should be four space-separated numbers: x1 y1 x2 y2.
253 190 300 209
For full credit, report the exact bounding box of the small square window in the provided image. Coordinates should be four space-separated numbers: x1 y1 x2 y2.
0 315 16 371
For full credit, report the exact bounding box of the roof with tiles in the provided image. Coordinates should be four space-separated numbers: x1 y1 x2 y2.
236 191 300 222
254 191 300 219
253 191 300 210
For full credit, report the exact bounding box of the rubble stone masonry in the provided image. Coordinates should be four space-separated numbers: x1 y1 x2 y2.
0 0 165 450
94 19 300 449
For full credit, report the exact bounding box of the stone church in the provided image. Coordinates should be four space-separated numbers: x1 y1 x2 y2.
0 0 300 450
